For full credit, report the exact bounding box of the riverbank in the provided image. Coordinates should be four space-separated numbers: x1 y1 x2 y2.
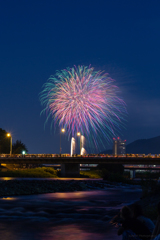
0 178 137 196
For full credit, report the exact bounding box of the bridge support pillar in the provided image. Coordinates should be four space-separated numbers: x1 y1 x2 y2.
61 163 80 177
130 170 136 179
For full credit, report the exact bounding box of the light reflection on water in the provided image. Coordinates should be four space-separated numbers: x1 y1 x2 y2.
1 197 17 201
0 221 121 240
0 177 15 181
38 224 107 240
38 224 120 240
35 190 113 199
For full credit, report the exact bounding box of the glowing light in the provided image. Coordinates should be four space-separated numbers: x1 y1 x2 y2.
61 128 65 133
40 65 127 149
6 133 12 156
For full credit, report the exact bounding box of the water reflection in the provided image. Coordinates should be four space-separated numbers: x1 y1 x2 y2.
0 177 15 181
1 197 17 201
0 221 121 240
41 224 103 240
40 190 111 199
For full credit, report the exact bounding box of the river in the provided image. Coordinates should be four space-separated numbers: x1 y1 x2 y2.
0 182 142 240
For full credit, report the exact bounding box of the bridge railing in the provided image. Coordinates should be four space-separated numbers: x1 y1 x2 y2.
0 153 160 158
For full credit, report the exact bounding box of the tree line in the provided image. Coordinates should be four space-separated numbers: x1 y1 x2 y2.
0 128 28 154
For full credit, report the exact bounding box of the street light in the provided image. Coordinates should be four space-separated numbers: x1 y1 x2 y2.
7 133 12 156
77 132 81 155
60 128 65 154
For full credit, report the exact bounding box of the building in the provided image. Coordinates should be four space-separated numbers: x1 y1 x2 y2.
113 137 126 155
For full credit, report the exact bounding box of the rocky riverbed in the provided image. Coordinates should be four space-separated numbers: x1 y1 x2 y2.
0 179 135 196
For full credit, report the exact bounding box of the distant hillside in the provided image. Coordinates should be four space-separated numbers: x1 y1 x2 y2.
101 136 160 154
126 136 160 154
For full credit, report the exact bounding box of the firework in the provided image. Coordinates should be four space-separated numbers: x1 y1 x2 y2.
40 66 127 149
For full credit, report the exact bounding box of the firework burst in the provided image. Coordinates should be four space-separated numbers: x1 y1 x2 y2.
40 66 127 149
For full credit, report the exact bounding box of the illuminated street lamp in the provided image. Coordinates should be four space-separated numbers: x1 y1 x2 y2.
60 128 65 154
7 133 12 156
77 132 81 155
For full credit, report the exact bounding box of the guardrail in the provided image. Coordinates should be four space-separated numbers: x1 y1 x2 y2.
0 157 160 165
0 153 160 158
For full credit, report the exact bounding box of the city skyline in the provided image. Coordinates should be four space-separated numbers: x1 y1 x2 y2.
1 0 160 153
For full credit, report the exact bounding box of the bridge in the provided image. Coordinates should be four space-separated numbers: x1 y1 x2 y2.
0 154 160 177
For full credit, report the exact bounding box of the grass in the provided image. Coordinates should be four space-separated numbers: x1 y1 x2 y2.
0 167 59 178
0 167 135 181
80 169 131 183
1 166 159 183
0 167 103 179
80 170 102 178
0 168 102 179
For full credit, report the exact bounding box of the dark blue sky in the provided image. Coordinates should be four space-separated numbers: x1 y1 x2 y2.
1 0 160 154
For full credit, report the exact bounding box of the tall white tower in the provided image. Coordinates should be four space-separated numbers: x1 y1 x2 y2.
80 135 87 155
70 137 76 156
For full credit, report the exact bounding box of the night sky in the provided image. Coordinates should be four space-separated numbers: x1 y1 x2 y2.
1 0 160 154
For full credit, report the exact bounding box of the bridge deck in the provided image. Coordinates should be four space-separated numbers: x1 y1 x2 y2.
0 156 160 165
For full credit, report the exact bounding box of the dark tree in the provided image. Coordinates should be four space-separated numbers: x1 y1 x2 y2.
0 128 10 154
12 140 28 154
